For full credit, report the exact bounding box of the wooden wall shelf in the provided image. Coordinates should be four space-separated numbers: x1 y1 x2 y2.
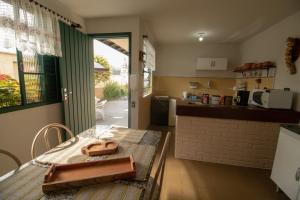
233 65 276 73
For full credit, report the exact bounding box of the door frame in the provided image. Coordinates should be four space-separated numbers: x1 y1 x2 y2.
90 32 132 128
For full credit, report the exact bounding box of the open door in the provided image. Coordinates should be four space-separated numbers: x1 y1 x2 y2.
92 33 131 128
59 22 95 135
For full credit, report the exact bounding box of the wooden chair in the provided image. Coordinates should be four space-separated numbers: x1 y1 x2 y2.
145 131 171 200
0 149 21 168
31 123 75 159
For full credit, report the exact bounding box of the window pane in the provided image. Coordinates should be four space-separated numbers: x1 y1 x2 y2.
144 80 150 88
144 72 149 80
22 53 43 73
24 74 43 103
44 55 60 102
143 66 152 96
0 50 21 108
0 1 15 20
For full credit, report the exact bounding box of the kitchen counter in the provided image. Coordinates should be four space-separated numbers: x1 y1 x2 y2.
176 100 300 123
175 100 300 169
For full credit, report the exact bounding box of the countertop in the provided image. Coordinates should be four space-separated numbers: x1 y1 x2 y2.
176 100 300 123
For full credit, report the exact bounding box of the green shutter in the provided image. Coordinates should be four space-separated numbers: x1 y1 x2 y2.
59 22 94 135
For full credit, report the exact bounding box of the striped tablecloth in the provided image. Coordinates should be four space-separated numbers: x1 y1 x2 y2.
0 128 161 200
35 137 156 180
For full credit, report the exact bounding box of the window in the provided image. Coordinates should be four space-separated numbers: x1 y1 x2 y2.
0 50 61 113
143 38 155 97
143 67 152 96
0 0 62 113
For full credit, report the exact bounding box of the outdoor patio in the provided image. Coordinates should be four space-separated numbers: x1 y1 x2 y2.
96 99 128 127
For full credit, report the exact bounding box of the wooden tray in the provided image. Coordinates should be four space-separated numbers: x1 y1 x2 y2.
81 141 118 156
42 155 136 193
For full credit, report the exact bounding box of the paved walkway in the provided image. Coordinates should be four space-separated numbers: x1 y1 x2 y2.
96 99 128 127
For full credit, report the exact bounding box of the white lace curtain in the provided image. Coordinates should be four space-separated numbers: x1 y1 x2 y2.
0 0 62 56
143 38 155 71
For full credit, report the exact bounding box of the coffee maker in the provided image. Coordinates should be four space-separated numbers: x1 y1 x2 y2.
236 90 250 106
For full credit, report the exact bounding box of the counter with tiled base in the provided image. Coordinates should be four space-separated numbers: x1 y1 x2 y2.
175 100 300 169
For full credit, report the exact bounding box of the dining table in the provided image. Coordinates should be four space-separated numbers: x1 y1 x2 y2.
0 125 162 200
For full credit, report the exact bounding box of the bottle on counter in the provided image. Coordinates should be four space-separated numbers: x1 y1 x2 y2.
202 94 209 104
220 96 225 105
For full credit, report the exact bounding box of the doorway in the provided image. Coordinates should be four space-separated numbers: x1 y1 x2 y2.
92 33 131 128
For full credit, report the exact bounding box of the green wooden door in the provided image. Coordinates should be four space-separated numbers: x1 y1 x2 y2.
59 22 95 135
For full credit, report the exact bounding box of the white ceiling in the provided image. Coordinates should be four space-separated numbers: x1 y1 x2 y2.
56 0 300 44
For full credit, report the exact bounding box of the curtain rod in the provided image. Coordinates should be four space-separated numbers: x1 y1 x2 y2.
28 0 82 28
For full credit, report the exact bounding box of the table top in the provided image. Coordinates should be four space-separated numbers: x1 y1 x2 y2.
0 126 162 200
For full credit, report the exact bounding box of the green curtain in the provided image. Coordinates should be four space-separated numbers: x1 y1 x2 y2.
59 22 95 135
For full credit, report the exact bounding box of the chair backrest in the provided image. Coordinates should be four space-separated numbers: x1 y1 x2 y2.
31 123 75 159
148 131 171 200
0 149 21 168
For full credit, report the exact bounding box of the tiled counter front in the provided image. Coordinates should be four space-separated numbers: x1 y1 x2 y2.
175 116 280 169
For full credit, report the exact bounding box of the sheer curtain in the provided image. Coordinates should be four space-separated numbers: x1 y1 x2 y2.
0 0 62 57
143 38 155 71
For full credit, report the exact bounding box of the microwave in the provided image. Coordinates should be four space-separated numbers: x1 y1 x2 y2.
249 89 293 109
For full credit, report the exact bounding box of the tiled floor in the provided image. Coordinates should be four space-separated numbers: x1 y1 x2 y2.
149 126 289 200
96 99 128 127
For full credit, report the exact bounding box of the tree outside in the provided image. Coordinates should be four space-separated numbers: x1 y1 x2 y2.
94 56 112 84
0 74 21 108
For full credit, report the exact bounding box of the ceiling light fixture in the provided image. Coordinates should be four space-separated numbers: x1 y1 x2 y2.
198 33 205 42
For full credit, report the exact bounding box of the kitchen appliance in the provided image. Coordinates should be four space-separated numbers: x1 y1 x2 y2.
211 95 220 105
151 96 169 126
224 96 233 105
249 89 293 109
236 90 250 106
182 91 188 99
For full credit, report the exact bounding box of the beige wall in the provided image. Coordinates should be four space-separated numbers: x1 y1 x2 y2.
153 76 236 98
153 76 274 99
138 95 152 129
240 10 300 111
0 103 63 175
155 43 240 78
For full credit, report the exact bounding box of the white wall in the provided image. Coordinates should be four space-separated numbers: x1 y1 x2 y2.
155 43 239 78
240 11 300 111
0 103 63 175
86 16 142 128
